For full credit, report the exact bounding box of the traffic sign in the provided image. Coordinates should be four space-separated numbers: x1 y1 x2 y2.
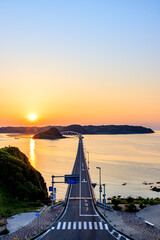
64 174 79 184
36 212 40 217
67 179 78 184
49 186 53 191
54 188 56 193
53 193 56 201
50 194 56 201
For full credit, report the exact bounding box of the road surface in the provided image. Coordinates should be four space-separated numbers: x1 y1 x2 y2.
38 137 129 240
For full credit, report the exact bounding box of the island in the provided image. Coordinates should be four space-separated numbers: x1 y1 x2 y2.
0 124 154 135
32 126 64 139
56 124 154 135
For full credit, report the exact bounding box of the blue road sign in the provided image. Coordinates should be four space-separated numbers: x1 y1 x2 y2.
49 186 53 191
36 212 40 217
54 188 56 193
67 179 78 184
65 174 79 184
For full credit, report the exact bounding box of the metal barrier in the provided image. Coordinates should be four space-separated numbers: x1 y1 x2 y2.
83 151 97 204
96 201 113 211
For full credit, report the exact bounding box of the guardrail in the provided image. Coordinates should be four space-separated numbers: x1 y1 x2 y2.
83 151 97 204
96 201 114 211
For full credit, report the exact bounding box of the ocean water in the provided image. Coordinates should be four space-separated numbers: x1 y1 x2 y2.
0 132 160 200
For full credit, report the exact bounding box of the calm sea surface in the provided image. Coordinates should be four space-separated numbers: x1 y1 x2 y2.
0 132 160 200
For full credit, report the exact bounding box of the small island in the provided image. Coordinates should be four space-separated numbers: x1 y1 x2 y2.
32 126 64 140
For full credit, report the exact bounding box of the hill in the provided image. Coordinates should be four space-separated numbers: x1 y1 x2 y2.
33 126 63 139
0 124 154 135
0 147 48 217
56 124 154 134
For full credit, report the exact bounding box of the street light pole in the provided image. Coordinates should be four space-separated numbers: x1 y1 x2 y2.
96 167 102 203
87 151 89 170
103 184 106 215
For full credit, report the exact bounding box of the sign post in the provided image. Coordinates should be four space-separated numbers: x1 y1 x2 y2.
36 212 40 233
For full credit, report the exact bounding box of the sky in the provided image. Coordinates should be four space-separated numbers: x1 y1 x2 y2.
0 0 160 129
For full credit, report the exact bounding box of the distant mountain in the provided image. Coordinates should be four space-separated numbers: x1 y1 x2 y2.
33 126 63 139
0 126 50 134
56 124 154 134
0 124 154 135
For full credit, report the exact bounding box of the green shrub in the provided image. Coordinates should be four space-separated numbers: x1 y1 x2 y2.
125 203 137 212
0 228 9 235
126 196 134 204
111 198 121 206
113 205 122 211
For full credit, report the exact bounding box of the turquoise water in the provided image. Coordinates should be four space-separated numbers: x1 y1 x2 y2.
0 132 160 200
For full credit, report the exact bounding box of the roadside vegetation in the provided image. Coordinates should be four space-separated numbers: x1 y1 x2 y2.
109 196 160 212
0 146 50 235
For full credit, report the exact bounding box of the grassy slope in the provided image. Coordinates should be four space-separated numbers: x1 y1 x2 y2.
0 180 44 218
0 147 48 218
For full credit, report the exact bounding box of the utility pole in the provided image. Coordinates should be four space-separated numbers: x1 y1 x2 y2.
96 167 102 202
51 175 55 208
103 184 106 216
87 151 89 170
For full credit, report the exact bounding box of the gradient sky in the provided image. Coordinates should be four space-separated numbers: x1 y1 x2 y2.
0 0 160 129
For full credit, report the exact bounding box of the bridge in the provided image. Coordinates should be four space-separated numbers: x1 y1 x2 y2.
37 136 129 240
61 131 83 137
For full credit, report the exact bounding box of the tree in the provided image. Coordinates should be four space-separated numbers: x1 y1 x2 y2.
126 196 134 204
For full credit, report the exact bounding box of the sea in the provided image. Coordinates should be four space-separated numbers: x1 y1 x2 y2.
0 132 160 201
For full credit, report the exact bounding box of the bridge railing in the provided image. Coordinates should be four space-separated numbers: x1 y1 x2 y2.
83 149 97 204
60 131 82 138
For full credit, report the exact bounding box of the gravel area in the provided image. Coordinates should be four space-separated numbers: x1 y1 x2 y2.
98 204 160 240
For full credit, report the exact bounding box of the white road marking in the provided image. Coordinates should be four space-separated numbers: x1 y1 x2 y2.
89 222 92 230
117 235 121 240
57 222 61 230
51 227 55 230
82 178 87 183
94 222 98 230
84 203 88 206
62 222 66 230
78 221 82 229
99 222 103 230
104 224 109 230
85 207 89 211
84 221 87 230
80 214 98 216
68 222 71 230
73 221 76 229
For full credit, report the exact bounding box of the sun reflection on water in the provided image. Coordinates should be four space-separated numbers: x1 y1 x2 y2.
30 138 36 168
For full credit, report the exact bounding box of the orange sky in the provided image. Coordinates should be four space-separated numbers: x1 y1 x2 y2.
0 1 160 129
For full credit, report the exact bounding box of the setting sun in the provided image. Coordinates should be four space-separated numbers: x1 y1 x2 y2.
29 114 36 121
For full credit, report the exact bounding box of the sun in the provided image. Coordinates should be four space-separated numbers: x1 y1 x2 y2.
28 114 36 121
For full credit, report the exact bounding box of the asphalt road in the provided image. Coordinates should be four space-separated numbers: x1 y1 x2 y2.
38 137 130 240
